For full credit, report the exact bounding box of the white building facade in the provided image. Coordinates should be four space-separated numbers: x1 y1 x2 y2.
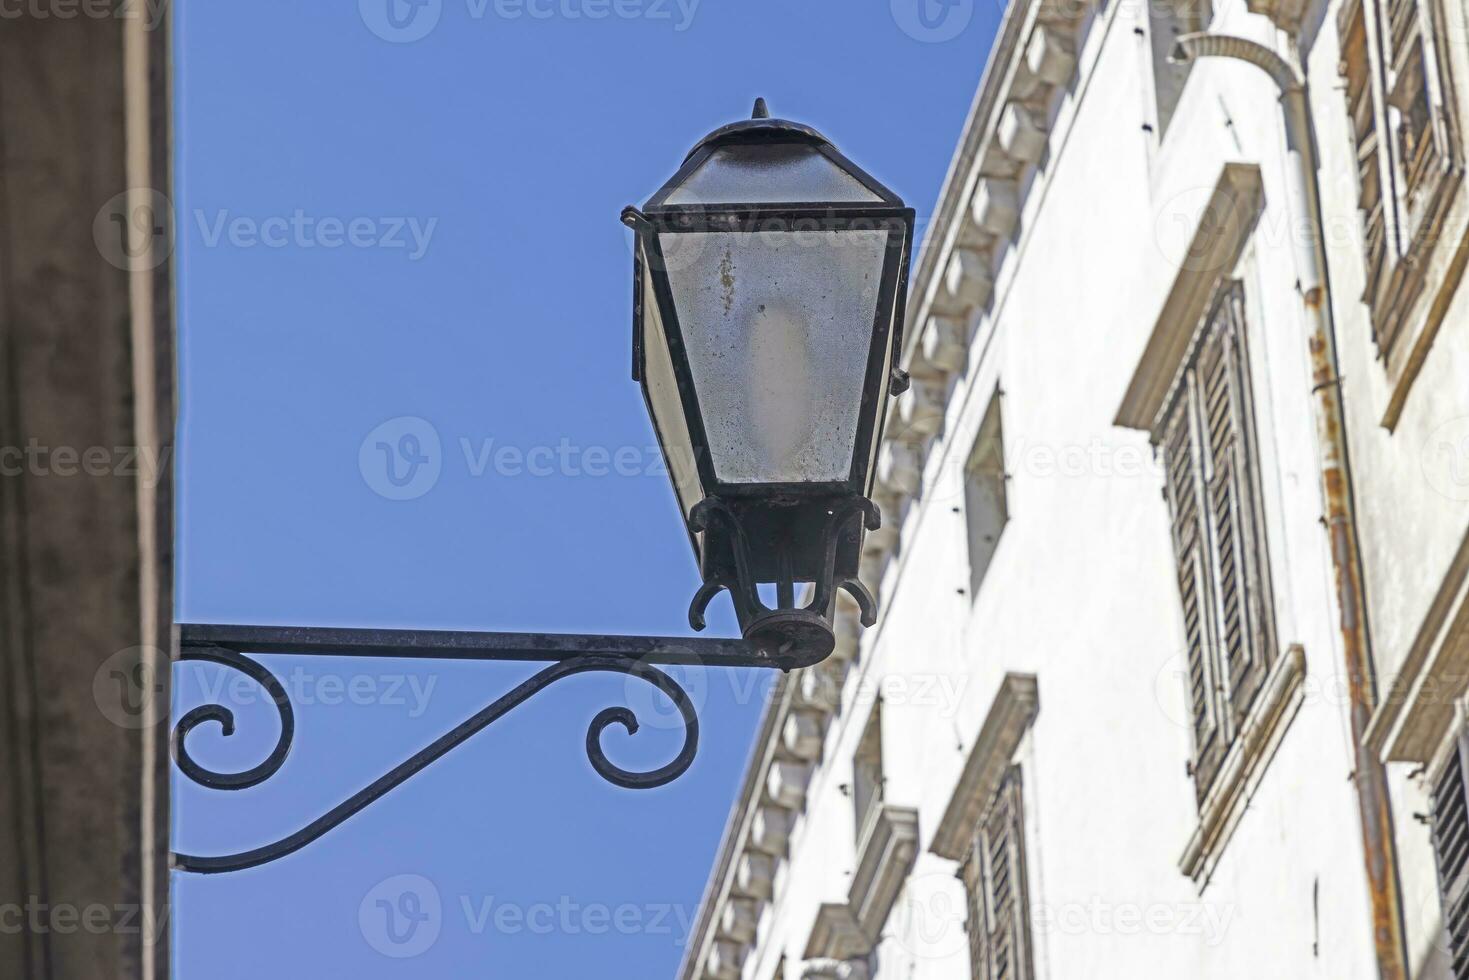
678 0 1469 976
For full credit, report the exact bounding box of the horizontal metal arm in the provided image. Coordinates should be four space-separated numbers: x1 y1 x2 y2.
170 621 784 874
178 622 786 668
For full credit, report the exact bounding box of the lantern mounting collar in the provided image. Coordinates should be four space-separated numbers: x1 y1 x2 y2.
683 99 831 161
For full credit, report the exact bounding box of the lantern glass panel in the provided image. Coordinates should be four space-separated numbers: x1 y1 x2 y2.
663 144 882 206
640 249 702 519
659 227 889 486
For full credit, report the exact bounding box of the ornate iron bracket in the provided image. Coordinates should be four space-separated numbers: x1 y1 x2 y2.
171 623 789 874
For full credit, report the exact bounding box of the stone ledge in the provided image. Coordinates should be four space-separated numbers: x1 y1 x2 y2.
851 804 920 938
801 805 921 963
1179 644 1307 885
1365 529 1469 763
804 903 868 962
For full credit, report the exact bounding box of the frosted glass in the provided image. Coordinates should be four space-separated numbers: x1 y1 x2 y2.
641 254 702 519
664 145 882 205
661 228 888 484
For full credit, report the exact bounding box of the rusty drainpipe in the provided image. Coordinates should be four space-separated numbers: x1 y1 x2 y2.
1172 32 1408 980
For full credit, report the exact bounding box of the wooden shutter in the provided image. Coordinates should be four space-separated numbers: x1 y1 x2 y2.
1337 0 1459 353
1197 291 1272 724
1162 389 1225 797
1340 0 1391 305
1382 0 1453 248
1160 284 1274 802
963 767 1031 980
1433 736 1469 979
962 840 986 979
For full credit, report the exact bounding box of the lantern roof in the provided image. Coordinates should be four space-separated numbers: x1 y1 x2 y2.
647 99 904 210
684 100 830 161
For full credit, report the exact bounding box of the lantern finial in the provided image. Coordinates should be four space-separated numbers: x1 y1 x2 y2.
751 97 770 119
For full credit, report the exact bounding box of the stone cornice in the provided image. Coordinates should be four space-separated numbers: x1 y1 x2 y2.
931 673 1039 861
902 0 1035 365
1113 162 1265 436
1365 528 1469 763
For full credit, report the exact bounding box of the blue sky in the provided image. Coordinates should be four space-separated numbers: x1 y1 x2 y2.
171 1 995 975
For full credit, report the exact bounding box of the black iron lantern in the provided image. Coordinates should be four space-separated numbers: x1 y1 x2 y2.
164 100 914 878
623 100 915 666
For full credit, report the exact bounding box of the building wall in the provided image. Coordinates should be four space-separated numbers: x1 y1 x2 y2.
1306 0 1469 972
681 0 1469 975
0 6 175 978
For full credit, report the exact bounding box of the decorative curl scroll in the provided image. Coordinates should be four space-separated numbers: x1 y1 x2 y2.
173 645 295 790
172 651 699 874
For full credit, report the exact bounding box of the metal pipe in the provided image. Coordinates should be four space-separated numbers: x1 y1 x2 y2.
178 622 782 668
1173 32 1408 980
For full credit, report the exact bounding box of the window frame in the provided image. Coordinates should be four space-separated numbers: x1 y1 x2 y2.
964 388 1010 601
852 703 885 846
960 765 1033 980
1337 0 1462 363
1431 727 1469 979
1158 281 1278 802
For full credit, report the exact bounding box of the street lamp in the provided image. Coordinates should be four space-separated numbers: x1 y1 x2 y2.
623 98 915 665
171 102 912 874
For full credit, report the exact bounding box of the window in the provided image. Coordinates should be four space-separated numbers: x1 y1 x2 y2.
965 391 1009 599
1432 733 1469 979
1342 3 1390 296
853 704 884 844
1159 282 1276 801
1148 0 1213 137
1338 0 1458 356
961 767 1032 980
